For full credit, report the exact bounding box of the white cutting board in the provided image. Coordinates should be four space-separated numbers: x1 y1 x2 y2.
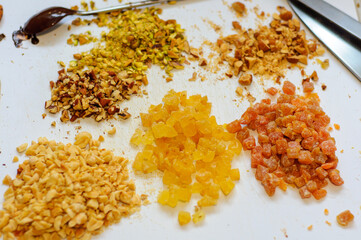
0 0 361 239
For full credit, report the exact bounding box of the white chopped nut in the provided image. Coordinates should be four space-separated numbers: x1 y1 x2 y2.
108 127 116 135
16 143 28 153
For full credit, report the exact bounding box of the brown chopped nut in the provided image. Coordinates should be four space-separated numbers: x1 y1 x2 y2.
166 77 173 82
0 133 140 239
232 21 242 31
238 74 253 85
310 70 319 81
41 113 47 119
51 121 56 127
322 83 327 90
190 48 200 58
232 2 246 15
199 58 207 66
118 108 131 120
279 9 293 21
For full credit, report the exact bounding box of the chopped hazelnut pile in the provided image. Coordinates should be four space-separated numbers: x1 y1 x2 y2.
130 90 242 225
211 6 324 81
336 210 354 227
45 69 136 122
0 132 140 239
227 80 343 199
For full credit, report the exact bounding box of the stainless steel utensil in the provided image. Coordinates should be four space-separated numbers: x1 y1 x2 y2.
288 0 361 82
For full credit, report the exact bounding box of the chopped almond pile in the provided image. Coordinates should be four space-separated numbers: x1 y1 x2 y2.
0 133 140 239
227 80 343 199
130 90 242 225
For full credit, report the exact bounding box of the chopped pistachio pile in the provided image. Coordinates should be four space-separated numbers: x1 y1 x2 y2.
68 8 189 77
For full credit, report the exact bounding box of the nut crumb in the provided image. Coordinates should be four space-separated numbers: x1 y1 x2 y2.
321 84 327 91
42 113 47 119
51 121 56 127
189 72 197 81
236 87 243 96
12 156 19 163
16 143 28 153
238 74 253 85
108 127 116 135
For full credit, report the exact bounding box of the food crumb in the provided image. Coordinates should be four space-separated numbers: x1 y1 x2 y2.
0 33 5 42
337 210 354 227
16 143 28 153
321 84 327 90
188 72 197 81
42 113 47 119
324 209 329 216
236 87 243 96
108 127 116 135
51 121 56 127
334 124 340 130
325 220 332 226
307 225 313 231
12 156 19 163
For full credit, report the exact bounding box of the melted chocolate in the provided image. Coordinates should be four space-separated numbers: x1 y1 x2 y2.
12 7 76 47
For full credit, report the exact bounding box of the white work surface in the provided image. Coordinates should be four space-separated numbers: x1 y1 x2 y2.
0 0 361 239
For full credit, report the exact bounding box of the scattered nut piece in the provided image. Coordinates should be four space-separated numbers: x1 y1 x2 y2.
16 143 28 153
12 156 19 163
232 2 246 15
98 135 105 142
321 83 327 91
310 70 319 81
51 121 56 127
188 72 197 81
199 58 207 66
238 74 253 85
108 127 116 135
41 113 47 119
236 87 243 96
166 77 173 82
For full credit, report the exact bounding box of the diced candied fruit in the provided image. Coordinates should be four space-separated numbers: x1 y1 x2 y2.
312 189 327 200
220 179 235 196
192 209 205 224
282 81 296 95
230 168 240 181
266 87 278 96
336 210 354 227
227 88 342 200
178 211 191 226
302 81 314 93
132 90 241 222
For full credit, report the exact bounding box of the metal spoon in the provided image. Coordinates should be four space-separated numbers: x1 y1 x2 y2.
23 0 177 36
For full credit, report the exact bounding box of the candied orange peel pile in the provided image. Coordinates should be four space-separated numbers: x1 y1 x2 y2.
130 90 242 225
227 81 343 199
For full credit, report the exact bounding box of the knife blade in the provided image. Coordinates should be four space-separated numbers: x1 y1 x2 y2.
288 0 361 82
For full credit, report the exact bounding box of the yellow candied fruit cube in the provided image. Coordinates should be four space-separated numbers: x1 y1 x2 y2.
130 128 143 145
140 113 153 128
167 191 178 208
192 209 205 224
230 169 240 181
197 195 217 207
178 211 191 226
191 182 202 194
157 190 169 205
201 184 220 199
220 179 235 196
203 151 215 163
163 170 179 186
176 187 192 202
152 122 178 138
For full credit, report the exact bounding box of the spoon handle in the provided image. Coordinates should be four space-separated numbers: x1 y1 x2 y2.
76 0 177 16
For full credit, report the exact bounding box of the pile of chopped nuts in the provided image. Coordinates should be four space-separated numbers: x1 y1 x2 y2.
0 132 140 239
47 7 189 122
203 5 324 82
67 31 97 46
45 69 135 122
67 7 188 76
